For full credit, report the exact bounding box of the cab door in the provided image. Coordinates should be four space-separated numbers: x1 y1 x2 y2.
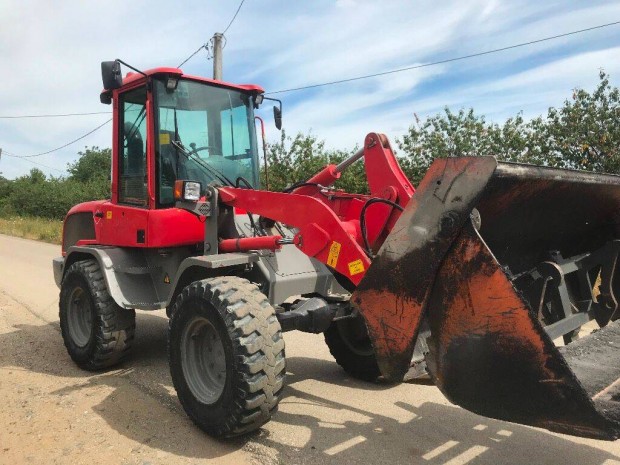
99 84 153 246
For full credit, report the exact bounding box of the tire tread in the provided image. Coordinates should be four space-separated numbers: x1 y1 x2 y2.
59 259 135 371
169 276 285 438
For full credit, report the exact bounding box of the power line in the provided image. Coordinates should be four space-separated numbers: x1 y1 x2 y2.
4 119 111 159
0 111 110 119
266 20 620 95
1 150 65 173
3 18 618 163
3 18 618 120
178 44 209 68
177 0 246 68
17 157 65 173
223 0 246 35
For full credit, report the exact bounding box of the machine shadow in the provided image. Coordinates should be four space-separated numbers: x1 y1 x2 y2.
0 313 242 460
268 399 620 465
261 355 620 465
2 316 619 464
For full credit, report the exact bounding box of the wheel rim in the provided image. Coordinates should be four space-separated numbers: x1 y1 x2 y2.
67 287 93 347
181 316 227 405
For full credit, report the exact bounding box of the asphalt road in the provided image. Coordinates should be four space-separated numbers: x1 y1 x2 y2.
1 233 619 465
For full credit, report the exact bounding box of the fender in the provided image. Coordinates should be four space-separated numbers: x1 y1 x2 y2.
54 246 259 311
55 246 164 310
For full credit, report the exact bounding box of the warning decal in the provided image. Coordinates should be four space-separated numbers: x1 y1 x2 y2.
159 133 170 145
348 259 365 276
327 241 341 268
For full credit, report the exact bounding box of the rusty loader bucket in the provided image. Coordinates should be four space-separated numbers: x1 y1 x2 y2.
351 157 620 439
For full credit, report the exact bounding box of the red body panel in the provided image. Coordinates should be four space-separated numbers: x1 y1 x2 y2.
364 133 414 204
97 203 149 246
65 200 108 217
65 94 414 286
219 188 371 285
97 203 204 248
64 200 204 251
146 208 203 247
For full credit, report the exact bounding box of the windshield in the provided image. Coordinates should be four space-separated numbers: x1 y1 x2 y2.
154 78 260 206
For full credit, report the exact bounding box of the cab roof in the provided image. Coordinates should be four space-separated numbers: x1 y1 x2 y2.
100 67 264 102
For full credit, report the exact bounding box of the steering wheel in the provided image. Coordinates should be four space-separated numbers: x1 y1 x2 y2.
189 142 220 157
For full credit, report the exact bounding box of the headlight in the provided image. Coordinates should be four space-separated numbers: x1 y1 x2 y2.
174 180 202 202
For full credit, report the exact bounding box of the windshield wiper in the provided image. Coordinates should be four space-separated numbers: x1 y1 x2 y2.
173 109 180 176
171 140 234 187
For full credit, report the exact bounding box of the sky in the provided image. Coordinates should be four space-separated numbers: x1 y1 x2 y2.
1 0 620 179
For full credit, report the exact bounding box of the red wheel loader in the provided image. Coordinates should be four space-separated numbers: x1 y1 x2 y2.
53 60 620 439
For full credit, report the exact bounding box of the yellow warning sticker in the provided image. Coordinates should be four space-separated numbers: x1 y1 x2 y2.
159 132 170 145
348 259 365 276
106 211 112 220
327 241 341 268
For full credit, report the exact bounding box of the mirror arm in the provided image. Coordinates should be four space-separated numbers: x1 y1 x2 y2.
262 96 282 112
115 59 147 77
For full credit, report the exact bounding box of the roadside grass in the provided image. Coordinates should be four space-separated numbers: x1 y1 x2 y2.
0 216 62 244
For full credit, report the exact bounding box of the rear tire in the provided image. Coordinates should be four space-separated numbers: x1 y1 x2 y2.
324 315 381 382
59 259 135 371
168 277 285 438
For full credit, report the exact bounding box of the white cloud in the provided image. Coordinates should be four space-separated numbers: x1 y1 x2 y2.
1 0 620 178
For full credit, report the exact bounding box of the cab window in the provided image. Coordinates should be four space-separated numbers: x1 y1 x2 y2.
154 79 259 207
118 86 148 206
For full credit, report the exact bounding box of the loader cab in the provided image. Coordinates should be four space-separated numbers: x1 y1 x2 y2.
98 67 264 247
105 68 262 206
153 77 261 207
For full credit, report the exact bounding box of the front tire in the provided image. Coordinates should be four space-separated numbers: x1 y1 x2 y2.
168 277 285 438
59 259 135 371
324 315 381 382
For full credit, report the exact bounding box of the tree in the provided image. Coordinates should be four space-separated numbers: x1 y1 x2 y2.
397 72 620 183
398 108 540 184
23 168 47 184
67 146 111 183
537 71 620 174
263 130 368 193
0 173 12 214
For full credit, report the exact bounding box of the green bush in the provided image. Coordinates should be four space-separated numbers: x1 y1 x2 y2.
2 72 618 231
4 170 109 220
0 147 111 220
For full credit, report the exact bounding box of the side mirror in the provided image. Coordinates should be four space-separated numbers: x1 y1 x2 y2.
261 96 283 131
101 60 122 90
273 106 282 130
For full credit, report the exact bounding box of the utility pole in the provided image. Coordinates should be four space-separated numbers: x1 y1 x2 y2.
212 33 224 80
